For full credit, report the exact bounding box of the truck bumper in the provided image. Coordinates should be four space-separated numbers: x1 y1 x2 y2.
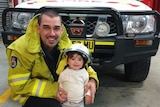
91 35 160 68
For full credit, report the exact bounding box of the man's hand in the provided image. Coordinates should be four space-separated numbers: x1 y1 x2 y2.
85 95 92 105
85 78 96 104
56 87 67 103
85 89 92 105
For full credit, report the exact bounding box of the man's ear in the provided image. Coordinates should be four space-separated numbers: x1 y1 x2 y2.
61 24 65 32
36 24 40 33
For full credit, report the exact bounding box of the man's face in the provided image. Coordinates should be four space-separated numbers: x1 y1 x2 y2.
37 14 63 51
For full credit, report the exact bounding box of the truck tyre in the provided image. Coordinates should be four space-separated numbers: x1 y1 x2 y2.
124 57 151 82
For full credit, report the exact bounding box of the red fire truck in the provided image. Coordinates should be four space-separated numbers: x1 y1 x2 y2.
142 0 160 13
12 0 160 13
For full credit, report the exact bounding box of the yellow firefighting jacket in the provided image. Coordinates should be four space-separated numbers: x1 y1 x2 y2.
6 14 99 105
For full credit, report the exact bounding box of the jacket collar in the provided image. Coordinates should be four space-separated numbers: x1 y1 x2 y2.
25 14 72 54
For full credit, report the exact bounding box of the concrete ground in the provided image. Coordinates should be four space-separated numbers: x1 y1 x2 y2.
0 41 21 107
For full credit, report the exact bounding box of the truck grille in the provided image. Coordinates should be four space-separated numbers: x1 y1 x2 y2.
62 15 117 36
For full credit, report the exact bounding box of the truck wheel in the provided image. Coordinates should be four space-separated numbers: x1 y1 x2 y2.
124 57 151 82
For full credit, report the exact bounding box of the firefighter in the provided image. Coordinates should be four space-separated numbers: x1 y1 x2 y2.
6 8 99 107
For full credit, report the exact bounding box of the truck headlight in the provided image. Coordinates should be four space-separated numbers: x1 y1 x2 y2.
95 22 110 37
12 12 33 30
122 15 155 34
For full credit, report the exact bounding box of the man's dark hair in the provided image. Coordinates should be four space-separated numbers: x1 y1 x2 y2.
38 8 62 25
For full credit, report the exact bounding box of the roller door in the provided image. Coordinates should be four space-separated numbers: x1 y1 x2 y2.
0 0 9 40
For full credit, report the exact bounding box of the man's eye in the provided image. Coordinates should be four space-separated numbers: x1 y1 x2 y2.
54 27 61 31
43 26 50 30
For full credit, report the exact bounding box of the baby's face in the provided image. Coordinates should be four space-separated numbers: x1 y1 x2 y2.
67 53 84 70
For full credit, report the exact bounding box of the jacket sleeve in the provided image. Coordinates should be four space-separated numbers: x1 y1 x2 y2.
86 66 99 88
7 49 58 99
